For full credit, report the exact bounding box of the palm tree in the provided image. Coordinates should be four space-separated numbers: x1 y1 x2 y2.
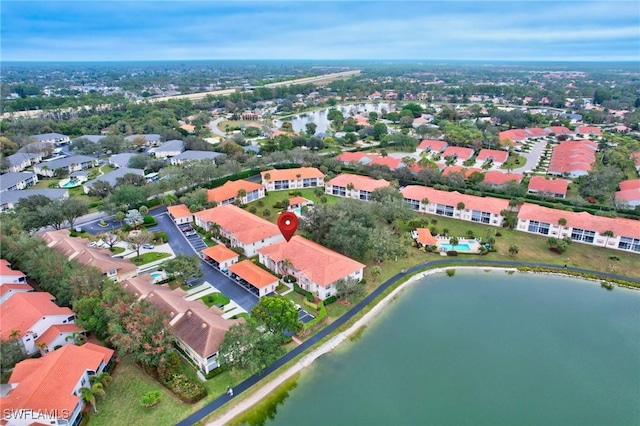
264 172 271 182
138 205 149 216
80 383 106 414
456 202 465 211
163 193 178 206
449 236 459 247
115 211 126 227
346 183 355 195
280 258 293 275
36 342 48 354
558 218 567 237
65 331 86 346
602 230 614 247
236 189 246 203
421 197 429 211
9 329 20 339
90 372 112 389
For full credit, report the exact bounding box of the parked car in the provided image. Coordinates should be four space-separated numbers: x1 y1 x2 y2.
185 230 197 237
142 243 155 249
181 226 194 233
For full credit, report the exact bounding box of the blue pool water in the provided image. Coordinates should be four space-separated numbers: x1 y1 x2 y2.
150 272 163 280
60 180 82 188
291 208 302 216
440 243 472 251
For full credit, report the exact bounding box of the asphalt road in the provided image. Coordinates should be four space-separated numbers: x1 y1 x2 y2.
176 259 640 426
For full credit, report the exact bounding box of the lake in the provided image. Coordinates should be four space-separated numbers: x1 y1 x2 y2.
239 270 640 426
275 102 394 134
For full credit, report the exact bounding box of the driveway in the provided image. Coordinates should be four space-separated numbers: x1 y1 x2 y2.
513 140 546 173
208 117 228 137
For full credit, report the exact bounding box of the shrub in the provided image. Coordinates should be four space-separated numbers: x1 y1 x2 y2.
446 269 456 277
143 215 157 225
283 275 297 283
140 390 162 408
495 232 502 237
249 206 257 214
324 295 337 305
205 366 226 380
156 353 207 404
154 231 168 244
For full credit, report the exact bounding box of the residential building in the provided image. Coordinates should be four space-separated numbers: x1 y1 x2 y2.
108 153 137 168
442 146 475 162
194 205 284 257
120 274 242 373
615 179 640 208
527 176 570 199
201 245 239 271
482 171 523 188
547 140 596 178
228 260 279 297
575 126 602 136
0 189 69 212
167 204 193 225
368 156 404 169
258 236 365 300
288 196 314 212
72 135 105 144
0 260 27 284
336 151 372 165
168 150 223 166
325 173 390 201
5 152 42 173
0 292 81 355
1 343 114 426
33 155 98 177
0 172 38 193
476 149 508 166
29 132 70 146
0 283 34 304
546 126 573 136
516 203 640 252
148 139 184 159
417 139 448 153
124 134 161 145
206 179 265 205
83 168 144 194
260 167 325 191
400 185 509 227
41 230 137 282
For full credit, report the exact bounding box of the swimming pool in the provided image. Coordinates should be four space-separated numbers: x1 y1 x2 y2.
291 207 302 216
439 243 472 251
150 271 165 282
59 177 87 188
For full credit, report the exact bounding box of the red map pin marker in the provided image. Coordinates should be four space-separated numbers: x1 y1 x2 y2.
277 212 298 242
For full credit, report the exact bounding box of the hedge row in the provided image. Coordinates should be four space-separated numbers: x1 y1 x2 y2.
156 353 208 404
293 283 314 302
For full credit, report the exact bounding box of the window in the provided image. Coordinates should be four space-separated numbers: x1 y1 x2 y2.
303 178 317 188
359 190 371 201
332 186 346 196
618 237 640 252
471 210 491 224
274 180 289 190
435 204 454 217
528 220 550 235
571 228 595 243
404 198 420 211
246 190 260 202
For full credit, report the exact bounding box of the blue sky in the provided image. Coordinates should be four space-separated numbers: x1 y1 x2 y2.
2 1 639 61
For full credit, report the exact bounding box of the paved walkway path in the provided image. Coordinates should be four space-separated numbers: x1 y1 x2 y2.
176 259 640 426
185 286 218 301
513 140 546 173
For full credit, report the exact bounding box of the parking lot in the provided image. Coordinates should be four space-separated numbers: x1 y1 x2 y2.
178 223 208 252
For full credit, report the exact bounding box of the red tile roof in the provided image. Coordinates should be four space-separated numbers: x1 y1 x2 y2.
518 203 640 238
615 188 640 203
528 176 570 196
401 185 509 215
35 324 84 347
201 245 239 263
228 260 279 289
167 204 192 219
207 180 263 204
3 344 114 419
575 126 602 135
548 140 596 175
336 151 368 163
0 260 26 277
414 228 436 246
260 167 324 182
258 236 365 287
442 146 475 160
619 179 640 191
483 171 523 186
476 149 508 163
326 173 390 193
1 292 74 340
368 156 403 169
546 126 573 135
0 283 33 297
418 139 447 152
289 196 312 206
195 204 281 245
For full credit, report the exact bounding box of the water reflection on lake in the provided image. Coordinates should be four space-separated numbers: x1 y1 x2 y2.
275 103 394 134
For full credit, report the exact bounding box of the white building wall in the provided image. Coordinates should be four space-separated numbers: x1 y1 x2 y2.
21 314 75 355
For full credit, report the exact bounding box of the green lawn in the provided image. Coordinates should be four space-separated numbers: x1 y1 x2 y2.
130 252 172 266
500 153 527 170
200 292 230 307
247 187 339 223
110 246 125 255
87 359 189 426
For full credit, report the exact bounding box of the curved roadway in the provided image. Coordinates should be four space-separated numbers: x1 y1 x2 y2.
177 260 639 426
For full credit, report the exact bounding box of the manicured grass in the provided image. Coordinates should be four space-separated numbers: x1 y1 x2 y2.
110 246 125 255
246 188 339 223
130 252 172 266
500 153 527 170
217 120 262 133
200 292 230 308
30 178 60 189
87 359 189 426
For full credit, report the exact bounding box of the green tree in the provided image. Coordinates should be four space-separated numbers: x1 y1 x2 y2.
218 319 286 374
105 185 148 213
251 296 301 337
140 390 162 409
65 331 86 346
372 122 388 141
120 229 153 260
114 211 126 227
449 236 460 247
0 338 27 381
370 186 412 224
305 122 317 136
335 277 365 303
369 227 408 263
162 193 178 205
90 371 112 389
162 254 204 284
80 383 106 413
508 245 519 257
370 265 382 282
60 198 89 230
